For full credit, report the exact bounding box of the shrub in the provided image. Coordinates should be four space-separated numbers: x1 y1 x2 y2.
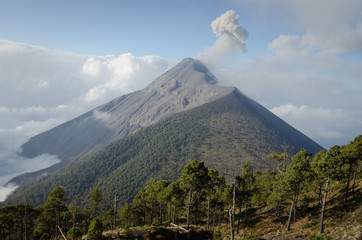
213 229 222 240
67 227 83 240
87 218 103 240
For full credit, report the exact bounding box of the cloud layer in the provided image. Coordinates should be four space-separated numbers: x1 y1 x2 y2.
0 40 170 199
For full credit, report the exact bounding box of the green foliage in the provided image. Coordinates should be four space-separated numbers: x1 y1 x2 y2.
39 233 51 240
35 186 69 238
67 226 83 240
213 229 222 240
124 224 133 237
283 149 312 195
181 160 210 193
87 217 103 240
88 186 102 217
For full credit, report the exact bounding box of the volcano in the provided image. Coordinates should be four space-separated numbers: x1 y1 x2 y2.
6 58 324 207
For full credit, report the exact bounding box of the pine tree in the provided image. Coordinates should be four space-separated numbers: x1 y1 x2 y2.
180 160 210 228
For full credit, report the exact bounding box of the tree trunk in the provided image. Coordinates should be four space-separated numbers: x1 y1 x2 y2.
19 216 24 240
218 205 221 227
207 197 210 230
345 174 350 202
143 203 146 226
320 177 330 234
287 198 295 231
187 191 191 228
351 169 356 196
173 203 176 224
113 195 117 230
168 202 171 226
229 181 236 240
55 212 60 239
159 203 162 225
212 203 217 232
236 206 242 234
318 183 322 206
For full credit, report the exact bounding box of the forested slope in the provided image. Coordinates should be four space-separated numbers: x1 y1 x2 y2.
5 89 323 212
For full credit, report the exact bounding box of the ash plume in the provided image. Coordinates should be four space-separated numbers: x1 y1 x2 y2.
197 10 248 62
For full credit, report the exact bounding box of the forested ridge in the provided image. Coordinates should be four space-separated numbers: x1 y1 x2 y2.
4 91 322 212
0 135 360 240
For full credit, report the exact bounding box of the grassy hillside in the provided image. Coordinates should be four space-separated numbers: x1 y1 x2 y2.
4 91 322 212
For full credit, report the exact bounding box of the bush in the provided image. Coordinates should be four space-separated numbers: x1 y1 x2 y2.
87 218 103 240
213 229 222 240
39 233 50 240
67 227 83 240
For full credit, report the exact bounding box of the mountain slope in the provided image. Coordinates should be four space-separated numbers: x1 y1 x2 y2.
4 88 324 211
14 58 233 185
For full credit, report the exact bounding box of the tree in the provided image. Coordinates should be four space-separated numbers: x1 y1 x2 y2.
67 226 83 240
34 186 69 239
283 149 312 231
311 151 327 206
252 169 277 207
180 160 210 228
133 188 149 226
0 205 16 239
162 180 185 226
235 162 256 233
340 136 361 201
89 186 102 218
153 180 170 225
87 218 103 240
312 146 348 234
267 150 290 175
206 169 225 230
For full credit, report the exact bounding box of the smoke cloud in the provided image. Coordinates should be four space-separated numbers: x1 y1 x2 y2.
197 10 248 62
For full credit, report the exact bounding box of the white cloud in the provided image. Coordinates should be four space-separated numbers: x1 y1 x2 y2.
81 53 170 104
269 104 358 145
0 183 17 202
93 109 112 123
0 40 171 200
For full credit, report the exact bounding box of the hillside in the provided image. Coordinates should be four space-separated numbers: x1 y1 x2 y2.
5 88 323 211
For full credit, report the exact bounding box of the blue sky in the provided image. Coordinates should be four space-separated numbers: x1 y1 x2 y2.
0 0 361 199
0 0 291 59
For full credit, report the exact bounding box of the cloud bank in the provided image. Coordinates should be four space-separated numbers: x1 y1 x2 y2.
0 40 170 200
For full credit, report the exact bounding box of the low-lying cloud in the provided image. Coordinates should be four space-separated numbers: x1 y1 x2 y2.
0 40 171 201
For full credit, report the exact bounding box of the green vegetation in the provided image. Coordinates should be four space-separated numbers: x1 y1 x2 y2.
0 135 360 239
6 92 310 212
